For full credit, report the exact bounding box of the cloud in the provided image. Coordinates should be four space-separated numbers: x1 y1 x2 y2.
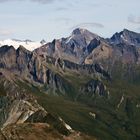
70 22 104 30
0 29 13 36
56 17 71 22
137 27 140 31
128 15 140 24
31 0 55 4
51 17 72 25
55 7 68 11
0 0 56 4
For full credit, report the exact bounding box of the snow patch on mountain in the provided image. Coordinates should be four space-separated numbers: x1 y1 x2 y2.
0 39 46 51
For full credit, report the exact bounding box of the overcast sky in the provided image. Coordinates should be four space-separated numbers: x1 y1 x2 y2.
0 0 140 41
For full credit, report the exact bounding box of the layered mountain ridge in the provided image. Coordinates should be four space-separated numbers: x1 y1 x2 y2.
35 28 140 65
0 28 140 140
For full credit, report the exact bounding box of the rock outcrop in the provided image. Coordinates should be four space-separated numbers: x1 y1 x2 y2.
81 79 108 97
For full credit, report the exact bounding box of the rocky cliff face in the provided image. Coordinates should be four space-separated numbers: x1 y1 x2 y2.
0 44 111 96
35 28 102 64
109 29 140 46
0 38 111 132
35 28 140 66
0 70 79 140
81 79 109 97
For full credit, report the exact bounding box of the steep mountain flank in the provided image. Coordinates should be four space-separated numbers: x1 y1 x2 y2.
0 29 140 140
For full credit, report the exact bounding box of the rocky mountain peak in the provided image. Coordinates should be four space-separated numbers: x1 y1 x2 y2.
72 28 87 35
123 28 131 33
72 28 99 39
17 45 29 51
120 29 138 38
17 45 31 54
40 39 46 45
110 29 140 46
0 45 15 54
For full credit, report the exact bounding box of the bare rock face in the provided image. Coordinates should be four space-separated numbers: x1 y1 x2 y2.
0 45 17 69
0 77 73 138
109 29 140 46
0 77 45 129
16 45 32 74
35 28 102 64
1 99 39 128
81 79 108 97
85 43 113 64
34 29 140 66
0 131 5 140
112 43 139 64
0 41 111 99
87 38 101 53
33 56 47 83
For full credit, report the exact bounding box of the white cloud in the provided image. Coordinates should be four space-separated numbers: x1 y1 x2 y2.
70 22 104 30
0 0 56 4
31 0 55 4
0 29 13 36
128 15 140 24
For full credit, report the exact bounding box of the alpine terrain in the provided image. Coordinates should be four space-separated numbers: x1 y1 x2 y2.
0 28 140 140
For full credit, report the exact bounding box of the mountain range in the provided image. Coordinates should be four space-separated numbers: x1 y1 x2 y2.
0 28 140 140
35 28 140 65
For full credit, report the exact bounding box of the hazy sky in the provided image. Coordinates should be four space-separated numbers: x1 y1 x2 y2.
0 0 140 41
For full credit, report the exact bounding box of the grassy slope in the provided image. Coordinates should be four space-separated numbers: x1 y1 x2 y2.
6 63 140 140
